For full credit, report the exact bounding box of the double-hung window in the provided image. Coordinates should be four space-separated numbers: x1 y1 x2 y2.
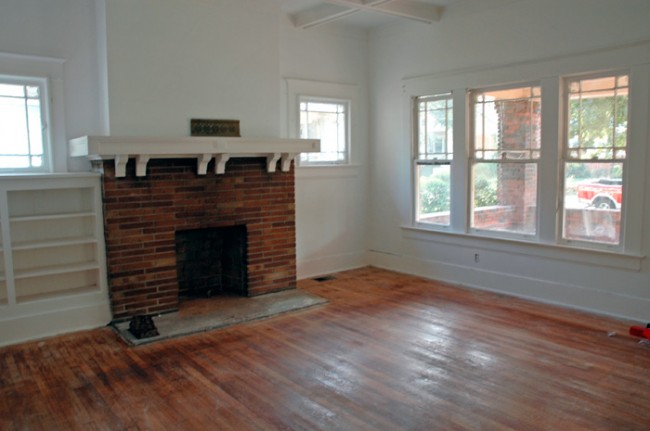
408 49 645 259
299 96 349 165
561 73 629 247
414 94 453 226
0 76 50 172
470 84 541 237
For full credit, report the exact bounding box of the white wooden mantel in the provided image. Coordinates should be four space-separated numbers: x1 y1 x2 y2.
69 136 320 177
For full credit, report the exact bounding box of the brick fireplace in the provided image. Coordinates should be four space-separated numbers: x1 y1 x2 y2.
69 135 318 322
100 157 297 321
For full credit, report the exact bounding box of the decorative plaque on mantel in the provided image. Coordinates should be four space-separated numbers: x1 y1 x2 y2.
190 119 240 137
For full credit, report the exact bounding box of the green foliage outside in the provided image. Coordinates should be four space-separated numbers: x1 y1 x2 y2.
419 170 450 214
418 165 498 214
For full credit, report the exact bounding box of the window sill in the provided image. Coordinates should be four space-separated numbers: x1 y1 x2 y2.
401 224 644 271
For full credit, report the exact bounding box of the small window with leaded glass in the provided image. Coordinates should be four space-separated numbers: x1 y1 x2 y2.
0 76 50 172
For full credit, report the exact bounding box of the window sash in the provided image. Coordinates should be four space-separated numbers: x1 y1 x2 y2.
560 72 629 249
298 96 350 165
415 93 453 161
0 76 49 173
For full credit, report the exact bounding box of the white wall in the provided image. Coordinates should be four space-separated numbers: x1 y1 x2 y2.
0 0 107 171
368 0 650 320
105 0 282 138
280 20 370 278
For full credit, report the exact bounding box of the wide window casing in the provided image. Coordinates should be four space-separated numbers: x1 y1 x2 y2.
414 94 453 226
0 76 51 173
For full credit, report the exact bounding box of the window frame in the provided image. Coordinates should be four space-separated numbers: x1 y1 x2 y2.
413 93 454 228
0 52 65 174
558 71 630 252
298 95 351 166
285 79 359 170
0 74 52 173
468 82 542 240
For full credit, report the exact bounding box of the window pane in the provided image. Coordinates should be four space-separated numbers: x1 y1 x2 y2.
0 156 30 168
416 164 450 226
563 162 622 245
0 79 48 171
472 162 537 235
0 83 25 97
27 99 44 155
567 75 628 161
0 96 30 155
473 85 541 160
417 94 452 161
299 98 348 164
26 86 39 98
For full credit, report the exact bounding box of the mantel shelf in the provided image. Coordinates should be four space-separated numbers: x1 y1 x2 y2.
69 136 321 177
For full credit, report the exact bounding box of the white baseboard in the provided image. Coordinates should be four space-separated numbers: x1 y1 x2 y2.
368 251 646 322
0 303 112 347
297 251 368 280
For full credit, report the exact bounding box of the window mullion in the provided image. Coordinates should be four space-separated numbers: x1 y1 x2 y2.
451 88 468 232
538 77 561 244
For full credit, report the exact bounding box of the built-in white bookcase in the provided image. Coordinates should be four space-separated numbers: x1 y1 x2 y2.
0 174 111 346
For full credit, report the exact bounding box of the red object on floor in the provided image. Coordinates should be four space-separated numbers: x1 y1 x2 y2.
629 326 650 339
630 326 646 337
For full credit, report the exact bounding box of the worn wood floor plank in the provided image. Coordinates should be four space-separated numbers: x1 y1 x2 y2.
1 267 649 430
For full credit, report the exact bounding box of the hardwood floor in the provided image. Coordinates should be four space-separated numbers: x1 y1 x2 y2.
1 267 649 430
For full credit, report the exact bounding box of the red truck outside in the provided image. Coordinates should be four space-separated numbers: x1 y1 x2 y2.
576 178 622 209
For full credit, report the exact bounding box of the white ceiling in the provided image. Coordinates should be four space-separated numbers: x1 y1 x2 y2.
281 0 459 29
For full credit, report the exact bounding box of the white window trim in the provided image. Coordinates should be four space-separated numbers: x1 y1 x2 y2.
402 41 650 259
0 52 66 173
286 78 359 168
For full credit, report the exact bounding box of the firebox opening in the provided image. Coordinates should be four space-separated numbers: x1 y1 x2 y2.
175 225 248 299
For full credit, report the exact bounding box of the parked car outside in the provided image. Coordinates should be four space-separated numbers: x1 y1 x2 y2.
576 178 622 209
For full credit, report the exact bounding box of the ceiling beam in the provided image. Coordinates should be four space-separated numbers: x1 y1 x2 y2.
325 0 443 23
291 3 359 29
372 0 444 23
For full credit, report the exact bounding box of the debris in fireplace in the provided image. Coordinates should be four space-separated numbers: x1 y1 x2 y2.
128 315 160 339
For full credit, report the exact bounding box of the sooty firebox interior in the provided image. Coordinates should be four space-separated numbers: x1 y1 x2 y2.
175 225 247 299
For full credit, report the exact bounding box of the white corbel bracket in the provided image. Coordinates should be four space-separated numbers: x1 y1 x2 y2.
197 153 213 175
135 155 150 177
214 154 231 175
267 153 281 173
281 153 298 172
114 154 129 177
